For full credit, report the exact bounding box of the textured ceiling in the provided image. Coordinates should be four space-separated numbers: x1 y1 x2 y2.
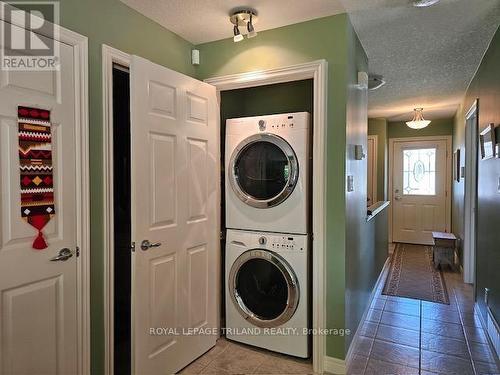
119 0 347 44
346 0 500 120
120 0 500 121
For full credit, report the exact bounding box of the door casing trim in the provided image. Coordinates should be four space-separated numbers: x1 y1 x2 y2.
0 3 90 374
102 44 132 375
205 60 328 374
463 100 478 284
388 135 452 243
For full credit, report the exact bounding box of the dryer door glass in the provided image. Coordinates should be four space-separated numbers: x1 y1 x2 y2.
230 134 298 208
229 250 299 327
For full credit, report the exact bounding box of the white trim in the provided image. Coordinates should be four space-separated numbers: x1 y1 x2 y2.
388 136 452 243
102 45 132 375
324 356 346 374
463 100 478 284
205 60 328 374
0 3 90 373
367 135 378 205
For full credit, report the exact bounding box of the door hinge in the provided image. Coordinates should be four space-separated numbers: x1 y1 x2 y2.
76 246 80 257
131 241 136 252
220 231 225 241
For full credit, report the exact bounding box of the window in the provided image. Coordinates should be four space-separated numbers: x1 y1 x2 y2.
403 148 436 195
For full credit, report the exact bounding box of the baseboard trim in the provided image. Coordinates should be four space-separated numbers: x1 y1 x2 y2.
324 356 346 374
475 302 500 359
344 257 391 367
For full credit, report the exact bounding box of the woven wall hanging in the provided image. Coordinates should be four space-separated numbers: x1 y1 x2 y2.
18 106 55 250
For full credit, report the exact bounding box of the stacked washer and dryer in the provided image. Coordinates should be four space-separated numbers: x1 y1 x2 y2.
224 112 311 358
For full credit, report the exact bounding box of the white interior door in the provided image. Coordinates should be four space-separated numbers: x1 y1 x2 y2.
130 55 219 375
392 138 451 244
0 21 78 375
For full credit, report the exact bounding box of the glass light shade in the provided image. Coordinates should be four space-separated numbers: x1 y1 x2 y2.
406 108 431 129
247 30 257 38
233 34 244 42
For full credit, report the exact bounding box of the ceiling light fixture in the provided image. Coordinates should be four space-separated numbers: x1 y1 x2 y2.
230 9 258 42
233 25 243 42
413 0 440 7
406 108 431 129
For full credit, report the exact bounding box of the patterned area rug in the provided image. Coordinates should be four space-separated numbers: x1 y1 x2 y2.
382 243 450 304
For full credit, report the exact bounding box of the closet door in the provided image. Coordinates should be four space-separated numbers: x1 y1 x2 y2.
130 55 219 375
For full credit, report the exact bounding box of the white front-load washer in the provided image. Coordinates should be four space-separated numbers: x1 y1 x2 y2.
225 112 310 234
225 229 309 358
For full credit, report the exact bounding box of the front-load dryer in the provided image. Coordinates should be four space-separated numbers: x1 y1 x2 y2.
225 112 310 234
225 229 309 358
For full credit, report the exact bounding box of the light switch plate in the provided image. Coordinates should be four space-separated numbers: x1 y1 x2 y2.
347 175 354 192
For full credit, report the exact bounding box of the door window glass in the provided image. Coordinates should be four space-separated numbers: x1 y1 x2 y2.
403 148 436 195
235 258 288 320
235 142 289 200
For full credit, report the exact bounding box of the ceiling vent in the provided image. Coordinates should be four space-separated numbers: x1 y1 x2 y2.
368 74 386 91
413 0 440 7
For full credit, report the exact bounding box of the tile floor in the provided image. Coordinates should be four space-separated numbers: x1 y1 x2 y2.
346 270 500 375
178 337 313 374
179 249 499 375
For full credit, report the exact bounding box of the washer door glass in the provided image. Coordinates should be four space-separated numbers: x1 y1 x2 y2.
230 134 298 208
237 258 287 319
229 250 299 327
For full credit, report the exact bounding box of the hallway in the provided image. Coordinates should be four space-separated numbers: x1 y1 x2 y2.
347 268 499 375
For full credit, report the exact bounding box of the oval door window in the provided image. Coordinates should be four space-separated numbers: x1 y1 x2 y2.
230 134 298 208
229 250 299 327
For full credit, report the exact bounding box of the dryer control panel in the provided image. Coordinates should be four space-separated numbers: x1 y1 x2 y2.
226 112 310 135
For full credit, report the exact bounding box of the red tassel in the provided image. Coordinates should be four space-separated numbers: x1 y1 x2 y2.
32 230 48 250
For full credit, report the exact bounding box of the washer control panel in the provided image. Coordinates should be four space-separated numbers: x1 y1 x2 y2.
256 234 305 252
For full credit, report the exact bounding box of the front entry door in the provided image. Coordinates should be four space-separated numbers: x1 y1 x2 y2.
0 21 79 375
392 138 451 244
130 56 219 374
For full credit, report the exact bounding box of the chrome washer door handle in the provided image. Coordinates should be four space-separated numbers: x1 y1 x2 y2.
141 240 162 251
50 248 74 261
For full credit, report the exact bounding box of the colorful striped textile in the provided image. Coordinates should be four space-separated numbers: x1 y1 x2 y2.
18 106 55 250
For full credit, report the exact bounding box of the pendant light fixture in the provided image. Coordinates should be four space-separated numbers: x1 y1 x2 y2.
406 108 431 129
230 9 258 42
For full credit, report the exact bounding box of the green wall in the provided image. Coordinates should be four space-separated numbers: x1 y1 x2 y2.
388 118 454 138
50 1 196 373
452 26 500 325
197 14 368 359
368 118 388 202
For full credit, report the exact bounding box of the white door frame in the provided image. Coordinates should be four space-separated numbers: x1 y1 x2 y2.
102 45 131 375
102 54 328 374
367 135 378 205
463 100 478 284
205 60 328 374
0 3 90 374
388 135 452 243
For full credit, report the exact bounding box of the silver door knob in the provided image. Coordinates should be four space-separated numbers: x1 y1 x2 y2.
140 240 162 251
50 248 74 261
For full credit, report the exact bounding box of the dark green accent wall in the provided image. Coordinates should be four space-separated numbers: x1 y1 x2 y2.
368 119 388 202
452 26 500 325
196 14 372 359
388 118 454 139
46 1 196 373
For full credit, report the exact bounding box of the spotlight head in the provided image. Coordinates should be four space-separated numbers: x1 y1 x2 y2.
233 25 243 42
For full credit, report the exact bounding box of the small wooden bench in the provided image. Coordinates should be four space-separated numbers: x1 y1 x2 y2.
431 231 457 270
